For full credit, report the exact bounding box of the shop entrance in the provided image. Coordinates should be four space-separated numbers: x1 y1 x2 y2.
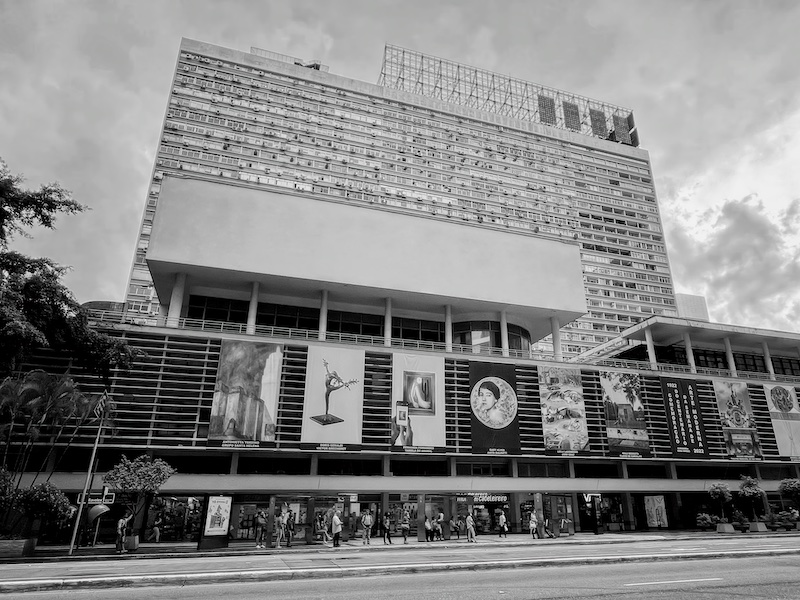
469 493 510 534
543 494 574 537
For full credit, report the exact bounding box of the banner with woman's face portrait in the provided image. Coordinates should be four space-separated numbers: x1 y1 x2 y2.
469 362 520 455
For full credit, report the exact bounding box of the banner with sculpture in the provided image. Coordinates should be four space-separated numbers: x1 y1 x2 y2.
713 380 762 459
538 366 589 454
300 346 365 451
469 362 520 455
208 341 283 448
763 383 800 458
600 371 650 457
391 353 446 453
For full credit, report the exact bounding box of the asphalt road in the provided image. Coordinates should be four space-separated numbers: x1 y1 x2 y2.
13 555 800 599
4 534 800 585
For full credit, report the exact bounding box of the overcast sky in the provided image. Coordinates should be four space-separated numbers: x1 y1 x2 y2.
1 0 799 333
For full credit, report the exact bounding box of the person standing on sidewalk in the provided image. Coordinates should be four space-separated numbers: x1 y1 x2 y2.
332 511 342 547
466 512 476 543
382 512 393 544
498 510 508 538
361 509 374 545
275 511 285 547
400 509 410 544
254 509 268 548
116 511 133 554
147 513 163 543
285 509 296 547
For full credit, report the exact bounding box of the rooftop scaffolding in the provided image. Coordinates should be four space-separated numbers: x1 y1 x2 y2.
378 45 639 147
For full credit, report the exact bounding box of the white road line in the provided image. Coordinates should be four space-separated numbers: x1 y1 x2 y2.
625 578 723 587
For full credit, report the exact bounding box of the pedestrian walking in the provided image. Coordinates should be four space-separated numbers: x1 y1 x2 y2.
424 516 433 542
116 511 133 554
254 509 268 548
400 509 410 544
361 509 374 545
275 511 285 547
498 510 508 538
435 509 445 541
147 513 163 543
382 512 393 544
466 513 476 543
528 512 540 539
332 511 342 547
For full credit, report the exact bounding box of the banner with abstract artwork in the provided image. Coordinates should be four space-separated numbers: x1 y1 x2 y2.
300 346 365 451
764 383 800 458
644 495 668 528
537 366 589 454
469 362 520 455
391 354 446 453
713 380 762 459
208 341 283 448
600 371 650 457
660 378 708 457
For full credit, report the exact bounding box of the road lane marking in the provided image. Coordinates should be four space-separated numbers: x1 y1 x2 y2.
625 578 722 587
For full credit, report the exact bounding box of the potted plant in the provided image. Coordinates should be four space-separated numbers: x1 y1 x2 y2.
708 482 734 533
1 480 71 556
103 455 175 551
695 512 714 531
739 476 768 532
778 479 800 529
731 509 750 533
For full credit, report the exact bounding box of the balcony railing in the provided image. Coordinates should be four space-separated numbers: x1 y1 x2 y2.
85 309 800 383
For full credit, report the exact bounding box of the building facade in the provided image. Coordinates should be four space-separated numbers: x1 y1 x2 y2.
20 39 800 547
125 39 677 357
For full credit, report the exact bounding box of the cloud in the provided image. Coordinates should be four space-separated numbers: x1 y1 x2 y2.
669 195 800 330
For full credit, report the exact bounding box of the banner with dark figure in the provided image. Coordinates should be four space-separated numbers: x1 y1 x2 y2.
469 362 520 455
660 378 709 457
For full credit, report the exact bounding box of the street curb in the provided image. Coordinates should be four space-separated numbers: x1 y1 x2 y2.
3 548 800 593
12 531 800 564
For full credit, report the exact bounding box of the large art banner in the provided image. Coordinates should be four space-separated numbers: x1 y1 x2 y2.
208 341 283 448
300 346 365 451
713 380 762 459
763 384 800 458
537 366 589 455
660 378 708 457
469 362 520 455
391 354 446 453
600 371 650 457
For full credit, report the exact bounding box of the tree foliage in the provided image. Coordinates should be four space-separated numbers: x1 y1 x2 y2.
708 482 732 519
0 158 144 381
103 455 176 524
778 478 800 506
738 475 764 499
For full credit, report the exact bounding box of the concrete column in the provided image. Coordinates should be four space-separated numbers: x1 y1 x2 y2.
166 272 187 327
668 463 678 479
762 340 776 380
384 298 392 347
448 456 457 477
500 310 510 357
550 316 563 361
644 327 657 370
723 337 737 377
621 462 629 479
229 452 239 475
683 332 697 374
246 281 259 335
382 455 391 477
510 458 519 478
509 492 522 533
318 290 328 341
444 305 453 353
622 493 636 531
310 454 319 476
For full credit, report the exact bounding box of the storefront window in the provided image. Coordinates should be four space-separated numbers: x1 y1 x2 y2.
145 495 204 542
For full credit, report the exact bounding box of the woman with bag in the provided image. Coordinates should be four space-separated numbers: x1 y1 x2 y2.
400 509 410 544
528 512 540 539
498 510 508 538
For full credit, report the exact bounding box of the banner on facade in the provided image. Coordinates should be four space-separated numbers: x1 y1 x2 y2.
764 383 800 458
300 346 365 451
660 378 708 457
537 366 589 455
713 380 762 459
469 362 520 455
600 371 650 457
391 353 446 453
208 341 283 448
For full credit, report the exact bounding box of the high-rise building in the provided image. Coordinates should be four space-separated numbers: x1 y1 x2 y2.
125 40 676 356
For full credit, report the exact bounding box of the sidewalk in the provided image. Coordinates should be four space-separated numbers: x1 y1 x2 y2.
3 530 800 594
13 528 800 562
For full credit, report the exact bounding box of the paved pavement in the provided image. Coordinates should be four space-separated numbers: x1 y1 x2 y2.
4 530 800 594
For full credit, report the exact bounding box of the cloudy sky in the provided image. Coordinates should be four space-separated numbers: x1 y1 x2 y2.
1 0 799 332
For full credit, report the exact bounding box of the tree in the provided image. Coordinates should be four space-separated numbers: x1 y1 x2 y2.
103 455 176 536
778 478 800 509
739 475 767 521
708 482 732 520
0 158 143 382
